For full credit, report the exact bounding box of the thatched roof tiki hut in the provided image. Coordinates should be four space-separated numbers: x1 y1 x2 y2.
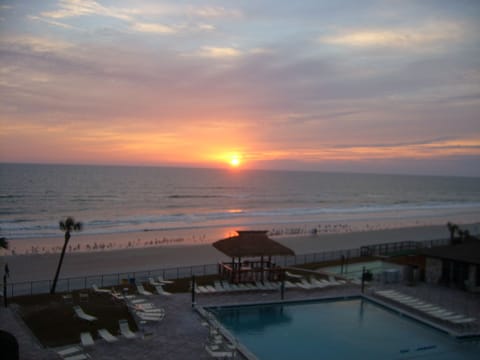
212 231 295 284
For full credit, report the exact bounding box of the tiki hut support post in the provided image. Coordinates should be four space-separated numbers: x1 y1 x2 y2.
260 256 264 283
268 255 272 280
191 275 196 307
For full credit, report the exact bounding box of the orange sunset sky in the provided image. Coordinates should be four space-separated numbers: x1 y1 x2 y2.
0 1 479 176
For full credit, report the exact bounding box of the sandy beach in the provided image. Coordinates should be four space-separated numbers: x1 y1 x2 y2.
4 222 479 283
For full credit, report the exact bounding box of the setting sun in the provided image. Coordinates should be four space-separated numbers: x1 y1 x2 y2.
230 155 241 167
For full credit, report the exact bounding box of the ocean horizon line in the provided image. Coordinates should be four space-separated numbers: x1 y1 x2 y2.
2 161 479 179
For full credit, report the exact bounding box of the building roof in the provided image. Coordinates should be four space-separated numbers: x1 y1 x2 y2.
421 240 480 265
212 230 295 258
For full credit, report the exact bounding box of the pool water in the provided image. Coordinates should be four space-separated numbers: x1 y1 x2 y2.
210 298 479 360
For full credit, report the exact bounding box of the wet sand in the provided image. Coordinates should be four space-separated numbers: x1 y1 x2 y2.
4 223 479 283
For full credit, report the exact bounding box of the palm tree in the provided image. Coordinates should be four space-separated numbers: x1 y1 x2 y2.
50 217 82 294
1 237 8 307
446 222 459 244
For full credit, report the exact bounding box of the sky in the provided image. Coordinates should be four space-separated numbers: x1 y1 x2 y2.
0 0 479 176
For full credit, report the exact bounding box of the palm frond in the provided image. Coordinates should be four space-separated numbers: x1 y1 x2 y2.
0 237 8 250
59 217 82 232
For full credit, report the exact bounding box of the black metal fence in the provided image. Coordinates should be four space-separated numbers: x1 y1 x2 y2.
3 238 450 297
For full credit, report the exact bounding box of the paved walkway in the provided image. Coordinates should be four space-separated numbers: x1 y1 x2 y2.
1 282 478 360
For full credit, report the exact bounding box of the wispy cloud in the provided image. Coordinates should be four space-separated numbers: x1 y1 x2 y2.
131 22 176 34
197 46 242 58
41 0 133 21
0 36 73 53
28 15 77 30
34 0 224 35
320 21 465 50
188 6 242 19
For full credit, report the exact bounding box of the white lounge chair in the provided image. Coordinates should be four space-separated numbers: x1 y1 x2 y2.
263 281 280 290
64 354 90 360
98 329 118 343
214 281 225 292
134 302 155 309
136 284 153 296
130 298 148 304
222 282 239 291
80 332 94 347
285 271 303 279
327 276 342 285
206 284 217 292
155 285 172 296
427 309 455 317
283 280 299 289
119 319 137 339
137 312 165 321
204 344 233 358
92 284 111 294
439 314 467 321
309 277 328 288
195 285 209 293
136 305 165 313
451 317 476 324
252 281 268 290
297 278 315 290
148 277 162 286
73 306 97 322
157 275 174 284
57 346 82 357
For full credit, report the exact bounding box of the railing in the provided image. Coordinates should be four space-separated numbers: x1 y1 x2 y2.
3 238 450 297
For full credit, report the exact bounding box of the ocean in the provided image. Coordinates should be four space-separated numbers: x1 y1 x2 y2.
1 163 480 245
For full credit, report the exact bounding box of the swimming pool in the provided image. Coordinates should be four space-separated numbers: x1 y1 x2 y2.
320 260 404 281
209 298 479 359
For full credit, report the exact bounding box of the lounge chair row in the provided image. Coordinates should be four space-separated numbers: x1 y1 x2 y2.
93 279 173 298
376 290 476 326
128 296 166 322
79 319 137 347
194 280 278 294
203 321 237 358
195 276 345 294
289 275 347 290
137 283 172 296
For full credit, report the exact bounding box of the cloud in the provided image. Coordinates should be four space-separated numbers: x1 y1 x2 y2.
41 0 133 21
187 6 242 18
34 1 222 35
27 15 77 30
131 22 176 34
320 21 465 50
0 36 73 53
197 46 242 58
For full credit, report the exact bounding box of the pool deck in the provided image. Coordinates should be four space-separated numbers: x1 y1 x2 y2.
1 282 479 360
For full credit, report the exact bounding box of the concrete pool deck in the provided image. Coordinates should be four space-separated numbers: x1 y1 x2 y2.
1 283 479 360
